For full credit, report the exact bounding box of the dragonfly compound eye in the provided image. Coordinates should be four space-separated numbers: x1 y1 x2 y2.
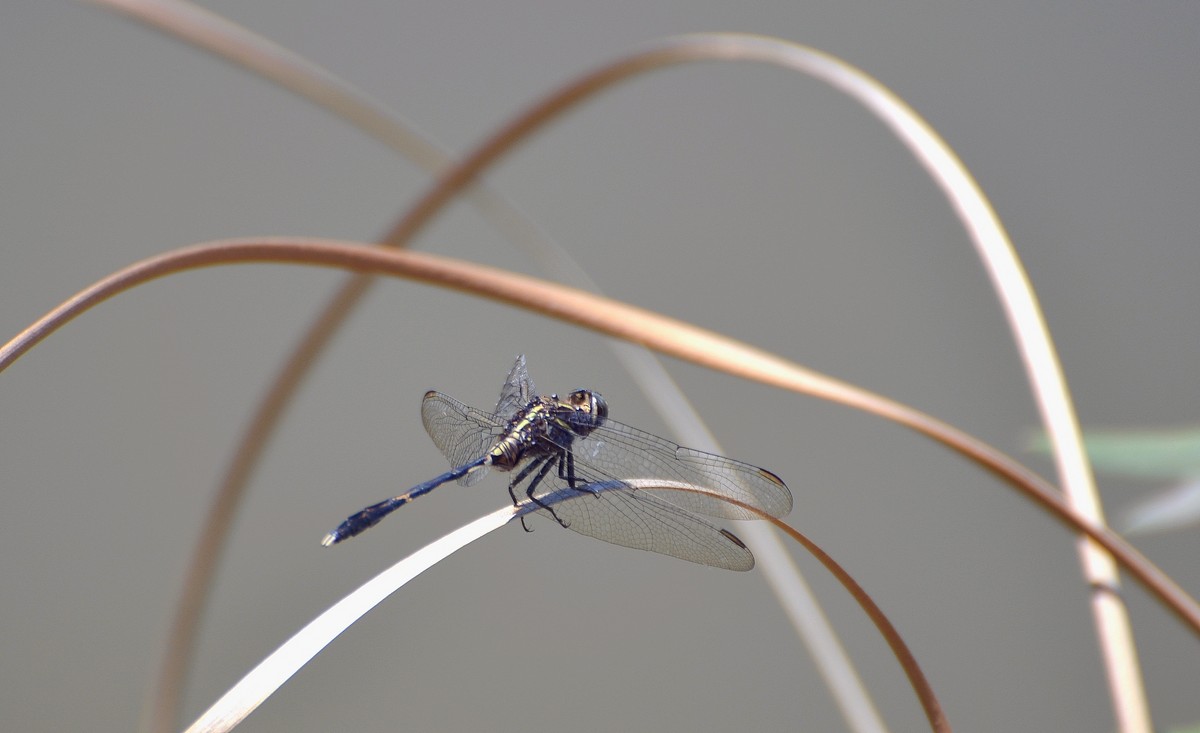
566 389 607 433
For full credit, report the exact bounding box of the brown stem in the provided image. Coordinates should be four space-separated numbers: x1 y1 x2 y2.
4 238 1197 645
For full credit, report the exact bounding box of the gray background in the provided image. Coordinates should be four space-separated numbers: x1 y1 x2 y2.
2 2 1199 731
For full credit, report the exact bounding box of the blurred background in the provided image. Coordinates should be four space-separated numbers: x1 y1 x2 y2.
2 2 1198 731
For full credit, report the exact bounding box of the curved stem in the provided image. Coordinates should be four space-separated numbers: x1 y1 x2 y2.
68 15 1143 728
3 238 1198 645
760 515 948 733
182 482 950 733
374 33 1143 728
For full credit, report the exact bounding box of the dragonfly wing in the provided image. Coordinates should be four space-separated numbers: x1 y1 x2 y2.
569 420 792 521
537 482 755 571
420 391 502 486
493 354 535 423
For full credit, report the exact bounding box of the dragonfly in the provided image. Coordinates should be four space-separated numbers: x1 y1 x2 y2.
322 355 792 570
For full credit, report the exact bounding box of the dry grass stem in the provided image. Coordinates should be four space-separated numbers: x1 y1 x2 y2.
2 237 1197 646
74 9 900 731
182 482 947 733
182 505 515 733
44 11 1156 730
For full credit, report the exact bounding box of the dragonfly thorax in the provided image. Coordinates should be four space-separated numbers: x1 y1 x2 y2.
486 390 607 472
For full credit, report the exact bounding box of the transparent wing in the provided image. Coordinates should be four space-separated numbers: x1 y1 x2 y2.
420 391 504 487
492 354 535 423
540 482 756 571
567 419 792 521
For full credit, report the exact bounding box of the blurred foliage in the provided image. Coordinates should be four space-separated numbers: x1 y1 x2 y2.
1028 427 1200 479
1029 427 1200 536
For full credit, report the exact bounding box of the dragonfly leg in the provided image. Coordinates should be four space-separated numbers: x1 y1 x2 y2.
561 450 578 487
506 456 565 531
508 456 544 504
522 453 570 530
558 450 600 498
507 457 545 532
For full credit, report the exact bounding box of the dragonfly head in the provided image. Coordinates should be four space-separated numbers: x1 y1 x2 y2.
563 389 607 435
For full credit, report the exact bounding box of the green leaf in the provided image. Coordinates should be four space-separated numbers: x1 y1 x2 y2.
1028 426 1200 480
